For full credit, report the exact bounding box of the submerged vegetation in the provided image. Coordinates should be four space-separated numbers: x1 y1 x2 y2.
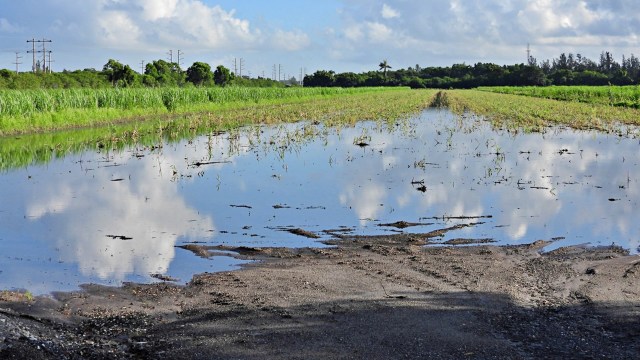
441 89 640 133
0 88 437 171
0 86 403 135
3 82 640 172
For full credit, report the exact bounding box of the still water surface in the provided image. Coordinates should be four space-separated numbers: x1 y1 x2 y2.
1 109 638 294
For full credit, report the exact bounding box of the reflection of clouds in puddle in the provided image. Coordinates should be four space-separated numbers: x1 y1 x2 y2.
340 182 386 226
26 184 74 218
25 152 214 281
334 115 638 249
6 111 640 295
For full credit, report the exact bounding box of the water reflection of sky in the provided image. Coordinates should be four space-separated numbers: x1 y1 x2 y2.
0 109 638 294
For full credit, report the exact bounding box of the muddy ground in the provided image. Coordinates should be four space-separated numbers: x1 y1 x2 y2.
1 229 639 359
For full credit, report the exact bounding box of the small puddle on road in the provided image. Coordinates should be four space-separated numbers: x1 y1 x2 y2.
0 109 638 294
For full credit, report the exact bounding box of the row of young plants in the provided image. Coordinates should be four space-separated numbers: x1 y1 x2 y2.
0 89 438 171
440 89 640 134
477 85 640 108
0 86 398 135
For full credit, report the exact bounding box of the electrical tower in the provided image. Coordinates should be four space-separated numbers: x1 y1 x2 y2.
140 60 145 74
13 52 22 73
27 38 36 72
167 50 173 63
299 67 307 86
26 38 52 73
41 39 51 72
177 50 183 67
46 51 53 73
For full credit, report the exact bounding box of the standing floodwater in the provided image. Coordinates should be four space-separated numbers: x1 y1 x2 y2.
0 109 638 293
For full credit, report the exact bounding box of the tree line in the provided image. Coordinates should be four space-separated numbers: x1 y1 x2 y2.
2 50 639 90
304 51 640 88
0 59 286 89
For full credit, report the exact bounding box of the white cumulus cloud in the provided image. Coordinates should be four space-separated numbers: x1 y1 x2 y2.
271 29 311 51
381 4 400 19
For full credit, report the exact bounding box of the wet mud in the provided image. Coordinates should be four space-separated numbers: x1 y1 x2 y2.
1 226 639 359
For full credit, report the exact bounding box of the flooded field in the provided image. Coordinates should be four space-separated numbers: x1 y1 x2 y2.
0 109 638 294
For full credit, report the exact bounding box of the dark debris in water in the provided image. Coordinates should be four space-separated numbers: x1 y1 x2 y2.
378 221 433 229
414 185 427 192
282 228 320 239
230 204 252 209
190 160 231 168
106 235 133 241
441 238 496 245
150 273 179 282
422 215 493 221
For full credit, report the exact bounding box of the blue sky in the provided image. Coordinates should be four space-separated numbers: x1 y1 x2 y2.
1 0 639 79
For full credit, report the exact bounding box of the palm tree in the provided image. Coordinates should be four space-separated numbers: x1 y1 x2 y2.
379 59 392 81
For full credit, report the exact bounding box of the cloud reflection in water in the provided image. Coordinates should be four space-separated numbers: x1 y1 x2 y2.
1 109 638 294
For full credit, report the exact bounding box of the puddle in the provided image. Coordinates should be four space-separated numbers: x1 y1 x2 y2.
0 109 638 294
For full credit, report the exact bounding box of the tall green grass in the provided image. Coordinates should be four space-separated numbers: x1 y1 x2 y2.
0 87 401 135
478 85 640 108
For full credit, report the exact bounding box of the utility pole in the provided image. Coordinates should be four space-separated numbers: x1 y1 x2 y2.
140 60 145 74
46 51 53 73
167 50 173 63
239 58 245 77
527 43 531 64
27 38 36 72
13 52 22 73
278 64 283 82
272 64 276 81
26 38 52 73
177 50 183 67
41 38 51 73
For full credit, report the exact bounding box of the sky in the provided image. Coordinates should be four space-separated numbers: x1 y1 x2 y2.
0 0 639 78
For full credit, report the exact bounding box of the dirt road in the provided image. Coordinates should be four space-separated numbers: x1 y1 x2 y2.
1 231 639 359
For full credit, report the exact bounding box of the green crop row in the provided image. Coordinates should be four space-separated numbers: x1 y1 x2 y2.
478 85 640 108
0 89 438 171
440 89 640 134
0 86 402 135
0 86 395 117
